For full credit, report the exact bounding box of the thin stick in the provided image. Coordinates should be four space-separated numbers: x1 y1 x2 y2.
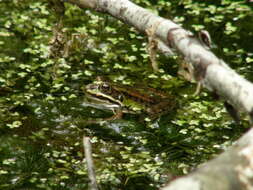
83 136 99 190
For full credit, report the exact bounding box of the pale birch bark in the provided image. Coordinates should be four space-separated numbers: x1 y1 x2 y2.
83 137 99 190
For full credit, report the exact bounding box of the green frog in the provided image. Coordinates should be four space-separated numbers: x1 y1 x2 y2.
84 77 176 121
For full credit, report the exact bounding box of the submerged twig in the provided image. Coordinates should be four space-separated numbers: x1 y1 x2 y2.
83 136 99 190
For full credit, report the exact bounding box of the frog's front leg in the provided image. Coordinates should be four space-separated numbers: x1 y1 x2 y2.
109 108 123 120
85 108 123 125
96 108 123 124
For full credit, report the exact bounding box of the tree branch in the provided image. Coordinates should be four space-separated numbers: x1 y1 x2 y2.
83 136 99 190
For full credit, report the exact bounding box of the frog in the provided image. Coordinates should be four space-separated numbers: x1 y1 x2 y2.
83 77 176 121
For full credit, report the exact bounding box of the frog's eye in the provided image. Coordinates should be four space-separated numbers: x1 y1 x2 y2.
101 83 111 92
118 95 124 101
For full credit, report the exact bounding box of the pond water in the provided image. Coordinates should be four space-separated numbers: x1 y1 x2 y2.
0 90 245 189
0 1 250 188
